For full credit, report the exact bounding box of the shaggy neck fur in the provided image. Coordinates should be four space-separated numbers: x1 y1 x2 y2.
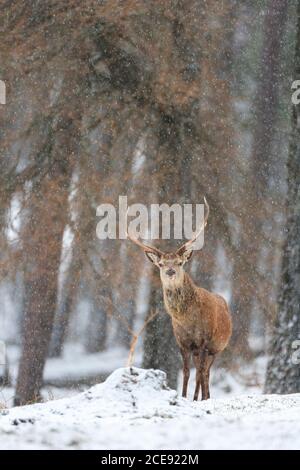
162 272 196 317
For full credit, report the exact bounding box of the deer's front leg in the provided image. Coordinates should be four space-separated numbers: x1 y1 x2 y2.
180 348 191 398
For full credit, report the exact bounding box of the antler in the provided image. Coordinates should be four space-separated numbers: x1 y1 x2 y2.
176 197 210 255
126 210 164 256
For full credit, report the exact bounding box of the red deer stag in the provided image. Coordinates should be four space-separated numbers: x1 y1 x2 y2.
127 198 232 400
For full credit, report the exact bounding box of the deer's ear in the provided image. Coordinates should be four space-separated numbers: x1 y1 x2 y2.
145 251 160 265
182 249 193 264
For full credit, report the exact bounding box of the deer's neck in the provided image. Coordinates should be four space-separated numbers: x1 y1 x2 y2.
162 273 196 317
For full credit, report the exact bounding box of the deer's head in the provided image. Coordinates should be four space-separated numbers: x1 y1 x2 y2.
127 198 209 287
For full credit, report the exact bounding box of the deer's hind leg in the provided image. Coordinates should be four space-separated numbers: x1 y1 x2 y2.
200 350 215 400
192 349 203 401
180 348 191 398
193 349 216 401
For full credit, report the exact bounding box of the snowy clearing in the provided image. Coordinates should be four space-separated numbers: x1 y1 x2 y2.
0 367 299 450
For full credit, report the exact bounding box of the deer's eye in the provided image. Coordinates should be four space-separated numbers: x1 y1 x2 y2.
158 262 164 267
177 261 183 266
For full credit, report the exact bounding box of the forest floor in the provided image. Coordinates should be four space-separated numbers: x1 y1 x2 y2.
0 366 299 450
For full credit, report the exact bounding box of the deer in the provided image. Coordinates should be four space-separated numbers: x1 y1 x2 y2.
127 198 232 400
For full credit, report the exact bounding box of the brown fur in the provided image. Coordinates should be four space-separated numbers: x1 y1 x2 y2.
164 273 231 356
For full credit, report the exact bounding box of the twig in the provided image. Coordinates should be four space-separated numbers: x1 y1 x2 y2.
126 309 159 367
98 294 160 367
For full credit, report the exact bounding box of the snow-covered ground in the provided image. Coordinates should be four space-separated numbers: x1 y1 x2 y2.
0 343 266 407
0 367 299 450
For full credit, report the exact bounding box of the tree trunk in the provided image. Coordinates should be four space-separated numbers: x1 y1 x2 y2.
265 1 300 394
15 171 71 405
141 137 184 387
114 247 136 349
225 1 289 361
142 271 180 389
251 0 289 194
49 251 82 358
84 280 110 354
233 0 289 356
229 252 253 360
84 300 108 354
14 116 75 405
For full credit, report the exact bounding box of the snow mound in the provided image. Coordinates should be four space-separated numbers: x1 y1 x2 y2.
78 367 189 419
0 367 300 450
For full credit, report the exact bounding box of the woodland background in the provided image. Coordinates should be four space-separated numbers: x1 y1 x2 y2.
0 0 300 406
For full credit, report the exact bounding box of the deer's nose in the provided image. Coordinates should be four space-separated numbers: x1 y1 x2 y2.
166 268 176 277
